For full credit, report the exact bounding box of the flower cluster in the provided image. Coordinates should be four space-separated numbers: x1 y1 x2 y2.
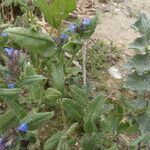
7 83 15 89
4 48 14 56
0 32 8 38
67 18 92 33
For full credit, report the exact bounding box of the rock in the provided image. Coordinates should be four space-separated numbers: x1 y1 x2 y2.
108 66 123 79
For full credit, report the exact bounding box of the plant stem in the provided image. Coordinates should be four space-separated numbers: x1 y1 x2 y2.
82 41 87 86
60 98 67 130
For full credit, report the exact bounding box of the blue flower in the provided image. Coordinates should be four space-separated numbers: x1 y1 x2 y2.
1 32 8 38
18 123 29 133
83 18 91 26
0 137 5 150
7 83 15 89
68 24 76 32
4 48 14 56
0 137 5 144
60 34 69 40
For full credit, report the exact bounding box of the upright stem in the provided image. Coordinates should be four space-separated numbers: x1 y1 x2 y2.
60 99 67 130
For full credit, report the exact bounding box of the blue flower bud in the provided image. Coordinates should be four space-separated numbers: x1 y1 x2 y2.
4 48 14 56
83 18 91 26
18 123 29 133
68 24 77 32
7 83 15 89
1 32 8 38
60 33 69 40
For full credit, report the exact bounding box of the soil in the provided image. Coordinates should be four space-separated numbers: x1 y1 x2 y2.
77 0 150 55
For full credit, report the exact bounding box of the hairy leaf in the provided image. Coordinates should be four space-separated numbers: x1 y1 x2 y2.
70 85 89 108
0 94 27 120
5 27 56 52
63 98 84 121
81 133 99 150
82 15 98 39
44 131 65 150
21 111 54 130
0 110 19 132
44 88 62 106
124 54 150 75
51 63 64 93
20 75 46 85
129 13 150 52
124 72 150 92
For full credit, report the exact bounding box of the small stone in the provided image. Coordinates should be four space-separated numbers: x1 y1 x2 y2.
108 66 122 79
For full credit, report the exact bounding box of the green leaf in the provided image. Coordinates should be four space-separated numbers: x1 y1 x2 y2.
36 0 76 29
44 88 62 106
23 62 36 76
124 72 150 92
57 139 71 150
0 92 27 120
84 95 106 122
70 85 89 108
63 98 84 121
139 108 150 134
129 37 149 52
81 133 99 150
129 12 150 52
82 15 98 39
0 110 19 133
129 98 147 114
21 111 54 130
100 104 124 133
20 75 46 85
106 144 119 150
132 13 150 35
84 95 109 133
44 131 65 150
124 54 150 75
0 88 20 95
4 27 56 52
51 63 64 93
62 35 83 54
84 118 97 133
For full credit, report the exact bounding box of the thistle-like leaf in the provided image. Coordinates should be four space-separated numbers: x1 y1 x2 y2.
124 54 150 75
124 72 150 92
129 13 150 52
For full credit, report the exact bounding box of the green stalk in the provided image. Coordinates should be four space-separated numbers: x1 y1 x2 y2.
58 42 67 130
60 98 67 130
